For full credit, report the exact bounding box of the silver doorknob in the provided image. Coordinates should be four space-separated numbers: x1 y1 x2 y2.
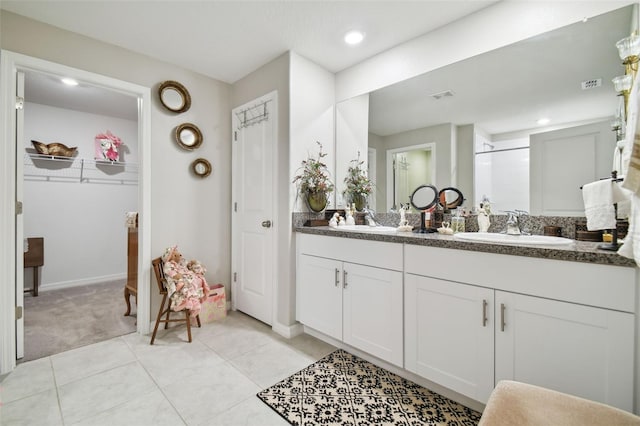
261 220 272 228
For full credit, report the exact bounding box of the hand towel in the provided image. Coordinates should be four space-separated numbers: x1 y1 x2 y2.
618 192 640 266
614 181 632 219
582 180 616 230
622 134 640 194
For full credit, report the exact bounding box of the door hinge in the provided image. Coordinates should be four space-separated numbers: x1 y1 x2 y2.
15 306 23 320
234 202 237 212
15 96 24 110
233 272 237 282
16 201 23 215
234 131 237 141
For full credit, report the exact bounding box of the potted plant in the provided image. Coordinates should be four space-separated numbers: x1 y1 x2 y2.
293 142 334 212
344 153 373 211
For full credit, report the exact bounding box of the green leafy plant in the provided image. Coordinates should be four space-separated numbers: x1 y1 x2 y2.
344 153 372 197
292 141 334 195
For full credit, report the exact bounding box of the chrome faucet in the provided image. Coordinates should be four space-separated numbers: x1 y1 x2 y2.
504 210 530 235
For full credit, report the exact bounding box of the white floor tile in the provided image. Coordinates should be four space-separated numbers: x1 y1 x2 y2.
230 339 316 388
0 388 63 426
2 309 335 426
69 388 185 426
51 337 136 386
161 361 261 425
197 322 281 361
136 339 225 388
213 395 290 426
58 361 156 425
0 357 55 404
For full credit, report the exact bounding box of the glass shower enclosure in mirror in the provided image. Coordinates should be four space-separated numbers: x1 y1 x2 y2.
337 4 633 215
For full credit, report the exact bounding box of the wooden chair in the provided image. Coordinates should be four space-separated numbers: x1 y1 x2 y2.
150 257 201 345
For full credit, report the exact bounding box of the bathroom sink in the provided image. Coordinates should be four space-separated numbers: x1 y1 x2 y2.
331 225 398 233
453 232 574 246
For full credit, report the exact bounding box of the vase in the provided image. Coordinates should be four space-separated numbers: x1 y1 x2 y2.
306 191 327 212
351 193 367 212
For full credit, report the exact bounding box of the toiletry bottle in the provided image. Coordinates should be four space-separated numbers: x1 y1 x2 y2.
451 208 465 233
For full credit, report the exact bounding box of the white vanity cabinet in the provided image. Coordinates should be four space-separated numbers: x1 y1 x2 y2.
495 291 634 409
404 274 495 402
296 233 403 366
296 254 343 340
405 245 636 411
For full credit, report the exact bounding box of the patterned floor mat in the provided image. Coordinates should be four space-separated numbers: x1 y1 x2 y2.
257 349 482 425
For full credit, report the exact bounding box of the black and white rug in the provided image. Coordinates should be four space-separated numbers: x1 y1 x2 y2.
257 349 481 425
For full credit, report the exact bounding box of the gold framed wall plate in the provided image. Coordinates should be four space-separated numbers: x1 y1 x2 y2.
158 80 191 113
175 123 203 150
191 158 212 178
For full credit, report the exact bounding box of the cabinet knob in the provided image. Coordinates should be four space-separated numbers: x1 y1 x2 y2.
500 303 506 332
261 220 272 228
335 268 340 287
343 270 348 288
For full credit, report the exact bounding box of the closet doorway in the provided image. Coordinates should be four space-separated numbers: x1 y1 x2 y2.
20 69 138 362
0 51 152 373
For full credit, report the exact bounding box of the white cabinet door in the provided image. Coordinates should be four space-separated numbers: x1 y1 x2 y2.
343 262 403 367
495 291 634 412
296 254 343 340
405 274 495 402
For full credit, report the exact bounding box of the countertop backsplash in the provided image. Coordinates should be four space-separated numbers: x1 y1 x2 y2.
293 211 625 240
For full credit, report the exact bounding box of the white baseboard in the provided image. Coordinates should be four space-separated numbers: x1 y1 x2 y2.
38 273 126 292
272 321 304 339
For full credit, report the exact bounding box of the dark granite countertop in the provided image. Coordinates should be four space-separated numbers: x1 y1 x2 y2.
295 226 637 268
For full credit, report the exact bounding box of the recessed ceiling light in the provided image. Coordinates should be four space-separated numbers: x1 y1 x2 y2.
537 118 550 125
61 78 78 86
344 30 364 45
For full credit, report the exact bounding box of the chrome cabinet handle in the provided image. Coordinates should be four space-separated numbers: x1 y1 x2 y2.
261 220 272 228
482 299 488 327
334 268 340 287
500 303 506 332
343 270 348 288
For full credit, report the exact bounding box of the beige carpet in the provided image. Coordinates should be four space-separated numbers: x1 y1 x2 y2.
22 279 137 362
257 349 481 426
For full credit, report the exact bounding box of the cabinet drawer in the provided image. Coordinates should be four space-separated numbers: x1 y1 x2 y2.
405 245 636 312
297 233 402 271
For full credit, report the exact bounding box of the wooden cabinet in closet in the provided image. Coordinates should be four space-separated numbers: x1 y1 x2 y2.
124 227 138 316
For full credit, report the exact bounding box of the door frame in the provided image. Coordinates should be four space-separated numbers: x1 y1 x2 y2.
386 142 437 211
230 90 278 325
0 50 152 374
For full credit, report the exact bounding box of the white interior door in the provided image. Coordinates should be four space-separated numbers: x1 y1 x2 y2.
15 71 25 360
231 92 277 325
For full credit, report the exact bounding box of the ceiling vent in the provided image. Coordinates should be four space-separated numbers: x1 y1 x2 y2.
430 90 454 100
581 78 602 90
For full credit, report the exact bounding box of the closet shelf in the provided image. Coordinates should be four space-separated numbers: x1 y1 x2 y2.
24 153 138 184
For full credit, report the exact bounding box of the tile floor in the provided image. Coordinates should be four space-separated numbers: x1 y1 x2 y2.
0 311 336 426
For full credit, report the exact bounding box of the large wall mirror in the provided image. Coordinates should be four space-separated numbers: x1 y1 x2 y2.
337 5 634 215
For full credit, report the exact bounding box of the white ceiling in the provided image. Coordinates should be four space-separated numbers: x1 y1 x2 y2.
369 4 632 136
1 0 498 84
3 1 631 137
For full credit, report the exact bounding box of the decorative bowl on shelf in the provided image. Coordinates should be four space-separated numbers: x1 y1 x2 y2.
31 140 77 157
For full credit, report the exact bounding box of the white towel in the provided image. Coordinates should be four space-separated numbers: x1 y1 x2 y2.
618 192 640 266
614 181 632 219
582 180 617 230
